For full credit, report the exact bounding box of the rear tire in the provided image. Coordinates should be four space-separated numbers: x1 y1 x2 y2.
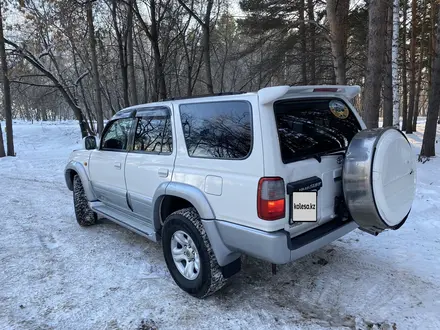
162 207 226 298
73 175 97 227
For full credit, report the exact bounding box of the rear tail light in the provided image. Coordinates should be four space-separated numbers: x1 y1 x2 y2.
257 177 286 220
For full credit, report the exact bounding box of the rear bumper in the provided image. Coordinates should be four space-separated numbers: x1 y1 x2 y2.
202 218 358 266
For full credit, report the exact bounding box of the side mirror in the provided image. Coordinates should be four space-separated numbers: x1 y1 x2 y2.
82 136 97 150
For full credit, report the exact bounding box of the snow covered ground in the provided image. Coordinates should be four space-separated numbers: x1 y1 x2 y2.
1 120 440 330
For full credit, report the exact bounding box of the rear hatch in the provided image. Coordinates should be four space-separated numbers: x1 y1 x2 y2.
273 97 362 236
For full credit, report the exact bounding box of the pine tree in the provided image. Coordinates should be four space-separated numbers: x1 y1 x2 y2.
420 3 440 158
363 0 389 128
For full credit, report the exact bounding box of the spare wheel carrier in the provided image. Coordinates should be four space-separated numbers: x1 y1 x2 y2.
342 127 416 235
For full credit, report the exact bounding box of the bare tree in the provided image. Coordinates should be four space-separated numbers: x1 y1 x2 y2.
87 0 104 135
127 0 138 105
0 0 14 156
420 4 440 158
110 0 130 107
178 0 215 93
6 38 92 137
131 0 168 101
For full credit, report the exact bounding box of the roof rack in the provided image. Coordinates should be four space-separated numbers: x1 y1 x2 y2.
160 91 246 102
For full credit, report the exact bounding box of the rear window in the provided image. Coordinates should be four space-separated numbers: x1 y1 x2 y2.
274 99 361 163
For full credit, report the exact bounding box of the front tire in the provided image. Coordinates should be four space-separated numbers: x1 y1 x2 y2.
73 175 97 227
162 207 226 298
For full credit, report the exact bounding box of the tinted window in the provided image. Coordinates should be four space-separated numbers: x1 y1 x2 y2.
101 118 133 151
274 99 361 163
133 116 173 154
179 101 252 159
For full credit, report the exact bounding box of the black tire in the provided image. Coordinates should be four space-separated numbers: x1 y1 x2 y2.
73 175 97 227
162 207 226 298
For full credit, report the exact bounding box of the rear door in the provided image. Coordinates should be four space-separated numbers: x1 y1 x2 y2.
124 106 176 223
89 117 134 211
272 98 362 233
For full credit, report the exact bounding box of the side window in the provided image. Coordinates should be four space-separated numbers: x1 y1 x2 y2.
100 118 133 151
179 101 252 159
133 115 173 154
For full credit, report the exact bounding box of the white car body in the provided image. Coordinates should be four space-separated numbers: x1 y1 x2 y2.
65 85 416 297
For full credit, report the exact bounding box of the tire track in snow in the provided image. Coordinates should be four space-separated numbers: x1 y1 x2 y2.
1 175 66 192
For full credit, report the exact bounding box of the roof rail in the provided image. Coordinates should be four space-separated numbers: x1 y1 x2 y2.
160 91 246 102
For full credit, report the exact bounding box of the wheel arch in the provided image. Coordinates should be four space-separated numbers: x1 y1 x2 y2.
153 181 216 232
153 182 240 267
65 161 97 201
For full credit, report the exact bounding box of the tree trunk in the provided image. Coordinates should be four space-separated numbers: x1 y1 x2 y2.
299 0 307 84
0 123 5 158
127 1 138 105
428 0 437 90
87 1 104 135
420 4 440 158
111 0 129 108
0 1 14 156
151 42 167 101
149 0 167 100
326 0 349 85
203 0 214 93
202 24 214 94
402 0 409 131
363 0 388 129
392 0 400 127
406 0 417 134
383 2 393 127
307 0 316 84
177 0 214 94
413 0 427 131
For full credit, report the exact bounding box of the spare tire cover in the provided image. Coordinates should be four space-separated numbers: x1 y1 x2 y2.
343 127 416 233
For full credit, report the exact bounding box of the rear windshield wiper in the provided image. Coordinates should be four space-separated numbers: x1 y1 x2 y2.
307 148 347 163
311 154 322 163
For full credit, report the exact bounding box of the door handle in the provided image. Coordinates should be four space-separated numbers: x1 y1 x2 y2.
158 168 169 178
114 162 122 169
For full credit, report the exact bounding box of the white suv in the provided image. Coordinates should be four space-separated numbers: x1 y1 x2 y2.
64 85 416 298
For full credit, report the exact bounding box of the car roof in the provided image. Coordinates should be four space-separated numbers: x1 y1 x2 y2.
111 85 361 120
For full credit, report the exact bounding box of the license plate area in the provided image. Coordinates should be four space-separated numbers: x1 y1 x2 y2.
287 176 322 225
291 192 318 222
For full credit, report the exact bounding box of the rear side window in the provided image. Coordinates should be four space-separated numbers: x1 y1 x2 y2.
179 101 252 159
274 99 361 163
133 116 173 154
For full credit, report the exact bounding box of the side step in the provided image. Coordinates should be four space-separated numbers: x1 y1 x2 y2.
90 202 158 242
